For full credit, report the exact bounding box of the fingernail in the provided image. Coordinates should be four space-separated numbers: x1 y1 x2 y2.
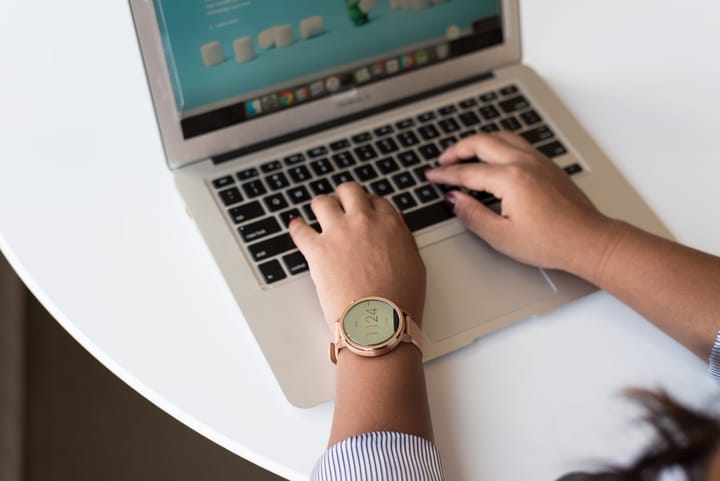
288 215 298 224
444 192 458 209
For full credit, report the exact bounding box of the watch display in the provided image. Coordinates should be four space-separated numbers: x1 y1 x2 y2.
342 298 399 347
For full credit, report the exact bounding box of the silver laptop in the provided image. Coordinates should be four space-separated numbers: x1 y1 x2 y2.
129 0 671 407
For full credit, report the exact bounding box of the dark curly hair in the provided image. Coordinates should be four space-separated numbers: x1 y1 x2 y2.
558 390 720 481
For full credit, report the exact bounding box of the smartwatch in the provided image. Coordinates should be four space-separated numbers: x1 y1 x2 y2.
329 296 423 364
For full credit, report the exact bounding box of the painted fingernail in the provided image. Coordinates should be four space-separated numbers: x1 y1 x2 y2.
444 192 458 209
288 215 298 224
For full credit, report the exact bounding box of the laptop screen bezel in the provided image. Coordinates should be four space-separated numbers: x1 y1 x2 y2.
129 0 521 170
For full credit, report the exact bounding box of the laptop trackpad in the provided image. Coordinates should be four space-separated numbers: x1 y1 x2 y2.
421 232 556 342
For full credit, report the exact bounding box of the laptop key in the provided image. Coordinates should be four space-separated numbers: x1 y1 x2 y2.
302 203 316 221
520 110 543 126
237 167 259 180
469 190 499 206
238 216 281 243
249 233 295 262
538 140 568 158
418 124 440 140
332 171 354 186
258 259 287 284
287 165 312 183
265 172 290 190
438 104 457 116
414 184 440 203
500 116 522 131
520 126 555 144
354 144 378 162
228 201 265 224
309 179 333 195
402 201 455 232
241 179 267 198
374 125 394 137
353 164 379 182
376 157 400 174
413 166 431 183
212 176 234 189
332 151 356 169
368 179 394 196
307 146 328 158
376 137 400 155
439 118 460 134
459 111 480 127
264 192 289 212
397 150 421 167
392 192 418 211
479 91 498 102
286 185 311 204
282 251 309 275
395 118 415 130
329 139 351 151
459 98 478 109
417 111 436 123
310 158 334 176
459 130 477 138
279 208 302 227
499 95 530 114
479 105 500 120
352 131 372 144
499 85 519 96
397 130 420 148
392 172 417 190
218 187 243 206
563 163 583 175
284 153 306 166
260 160 282 173
418 143 441 160
480 122 500 132
439 136 458 149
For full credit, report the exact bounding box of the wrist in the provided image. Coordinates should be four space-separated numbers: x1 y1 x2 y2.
564 216 630 285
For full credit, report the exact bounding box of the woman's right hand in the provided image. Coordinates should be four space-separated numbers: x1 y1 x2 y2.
425 131 622 278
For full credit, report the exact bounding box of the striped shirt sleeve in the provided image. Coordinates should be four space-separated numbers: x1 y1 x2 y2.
310 431 444 481
708 331 720 381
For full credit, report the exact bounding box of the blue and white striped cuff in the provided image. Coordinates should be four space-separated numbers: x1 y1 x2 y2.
310 431 444 481
709 331 720 382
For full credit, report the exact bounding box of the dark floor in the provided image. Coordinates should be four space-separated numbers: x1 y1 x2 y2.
23 293 286 481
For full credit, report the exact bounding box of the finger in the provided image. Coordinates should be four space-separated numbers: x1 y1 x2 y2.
425 162 507 195
287 216 319 255
438 132 529 166
491 130 536 153
334 181 373 213
445 190 507 246
369 193 397 215
310 194 343 225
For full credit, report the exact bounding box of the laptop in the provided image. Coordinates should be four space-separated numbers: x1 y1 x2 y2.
129 0 671 407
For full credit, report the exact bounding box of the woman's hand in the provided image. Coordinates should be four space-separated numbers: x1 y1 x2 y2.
289 181 426 329
426 131 618 276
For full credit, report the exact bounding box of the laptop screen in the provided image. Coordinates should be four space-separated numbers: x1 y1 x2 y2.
154 0 502 139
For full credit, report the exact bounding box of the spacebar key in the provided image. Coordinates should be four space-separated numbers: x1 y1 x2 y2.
403 201 455 232
249 233 295 262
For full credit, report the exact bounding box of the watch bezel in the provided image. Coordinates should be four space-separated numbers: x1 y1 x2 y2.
337 296 408 359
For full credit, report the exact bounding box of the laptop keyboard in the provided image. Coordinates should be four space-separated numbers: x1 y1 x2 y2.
210 84 583 285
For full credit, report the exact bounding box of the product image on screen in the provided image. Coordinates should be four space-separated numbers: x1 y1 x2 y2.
343 299 400 347
154 0 501 124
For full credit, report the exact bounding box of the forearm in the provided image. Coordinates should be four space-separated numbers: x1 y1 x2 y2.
574 219 720 360
328 343 433 447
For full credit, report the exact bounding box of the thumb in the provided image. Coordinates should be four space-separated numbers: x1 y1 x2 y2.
287 216 318 256
445 191 505 245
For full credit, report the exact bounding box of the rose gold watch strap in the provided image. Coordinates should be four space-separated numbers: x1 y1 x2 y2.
403 312 423 358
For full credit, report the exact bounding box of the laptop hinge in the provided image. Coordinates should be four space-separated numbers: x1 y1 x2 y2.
212 71 495 165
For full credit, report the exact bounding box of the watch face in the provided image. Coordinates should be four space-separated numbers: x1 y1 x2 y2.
343 299 400 347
